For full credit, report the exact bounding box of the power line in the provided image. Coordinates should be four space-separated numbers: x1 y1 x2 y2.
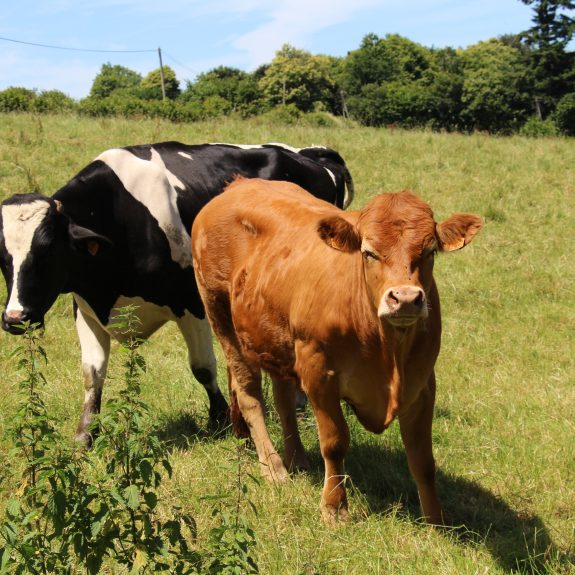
0 35 155 53
162 50 199 77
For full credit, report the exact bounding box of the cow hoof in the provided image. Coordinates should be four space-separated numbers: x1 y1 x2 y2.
321 503 349 525
285 451 310 473
261 454 289 483
75 430 94 449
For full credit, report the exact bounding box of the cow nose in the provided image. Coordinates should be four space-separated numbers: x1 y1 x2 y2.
380 286 427 324
3 309 25 325
2 309 28 333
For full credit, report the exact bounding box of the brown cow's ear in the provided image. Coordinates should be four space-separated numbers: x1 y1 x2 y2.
437 213 483 252
317 216 361 253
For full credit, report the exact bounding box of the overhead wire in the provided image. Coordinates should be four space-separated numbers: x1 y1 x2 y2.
0 35 156 53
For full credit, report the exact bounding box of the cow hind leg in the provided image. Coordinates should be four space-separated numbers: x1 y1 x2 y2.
227 357 288 483
74 306 111 447
271 376 309 472
176 313 229 428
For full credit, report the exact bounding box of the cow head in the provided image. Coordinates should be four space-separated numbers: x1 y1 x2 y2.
0 194 111 334
317 191 482 327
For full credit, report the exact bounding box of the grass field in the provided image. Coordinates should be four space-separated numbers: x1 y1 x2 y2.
0 112 574 574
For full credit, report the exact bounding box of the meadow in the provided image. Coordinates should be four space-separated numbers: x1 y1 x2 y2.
0 112 573 574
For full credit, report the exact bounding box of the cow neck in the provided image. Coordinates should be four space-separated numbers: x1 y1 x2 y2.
379 320 418 425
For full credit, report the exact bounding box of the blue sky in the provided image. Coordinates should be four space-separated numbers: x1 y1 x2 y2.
1 0 535 99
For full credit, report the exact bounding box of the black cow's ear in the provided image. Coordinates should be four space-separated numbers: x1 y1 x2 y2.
69 223 112 256
317 216 361 253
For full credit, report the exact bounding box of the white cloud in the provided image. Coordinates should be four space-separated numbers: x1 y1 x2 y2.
230 0 382 68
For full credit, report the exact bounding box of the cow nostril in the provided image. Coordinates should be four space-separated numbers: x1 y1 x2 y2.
385 290 400 309
414 290 424 308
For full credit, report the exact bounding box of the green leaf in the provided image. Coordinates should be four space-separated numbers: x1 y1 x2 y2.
124 484 140 510
1 545 12 571
86 553 104 575
143 491 158 510
5 499 20 519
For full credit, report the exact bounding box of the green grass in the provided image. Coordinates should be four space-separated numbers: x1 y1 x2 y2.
0 112 574 574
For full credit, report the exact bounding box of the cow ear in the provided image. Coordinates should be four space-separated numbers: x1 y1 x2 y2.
317 216 361 253
69 223 112 256
437 213 482 252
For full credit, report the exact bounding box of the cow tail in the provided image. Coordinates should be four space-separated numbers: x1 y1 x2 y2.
343 167 355 209
227 367 250 438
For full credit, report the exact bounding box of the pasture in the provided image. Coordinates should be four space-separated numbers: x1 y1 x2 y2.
0 113 574 574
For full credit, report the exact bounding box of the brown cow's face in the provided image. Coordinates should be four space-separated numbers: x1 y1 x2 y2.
317 190 482 328
358 192 437 327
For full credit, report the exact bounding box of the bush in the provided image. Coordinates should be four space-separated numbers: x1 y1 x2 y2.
34 90 76 113
255 103 301 125
0 87 37 112
300 111 340 128
554 93 575 136
519 116 559 137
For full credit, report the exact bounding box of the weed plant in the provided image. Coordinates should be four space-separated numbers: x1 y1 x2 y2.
0 309 259 574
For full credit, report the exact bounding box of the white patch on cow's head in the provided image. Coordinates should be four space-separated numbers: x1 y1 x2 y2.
178 151 194 160
98 148 192 268
2 200 50 313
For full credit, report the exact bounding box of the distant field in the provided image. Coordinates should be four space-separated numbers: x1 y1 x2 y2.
0 113 574 574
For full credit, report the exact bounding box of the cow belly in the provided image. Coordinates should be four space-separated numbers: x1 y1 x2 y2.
74 294 177 341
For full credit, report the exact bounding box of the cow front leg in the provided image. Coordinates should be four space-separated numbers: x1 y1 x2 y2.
271 376 309 472
176 312 229 428
305 379 350 524
74 306 110 447
398 372 443 525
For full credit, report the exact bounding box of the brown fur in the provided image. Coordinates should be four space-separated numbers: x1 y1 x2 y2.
192 178 482 524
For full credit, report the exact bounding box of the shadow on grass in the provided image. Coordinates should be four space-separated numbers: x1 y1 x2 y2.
156 410 232 450
305 439 573 574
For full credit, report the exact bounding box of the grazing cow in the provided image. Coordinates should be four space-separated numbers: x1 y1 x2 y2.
192 178 482 524
0 142 354 446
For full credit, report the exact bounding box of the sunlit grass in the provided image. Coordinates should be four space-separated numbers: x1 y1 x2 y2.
0 112 574 574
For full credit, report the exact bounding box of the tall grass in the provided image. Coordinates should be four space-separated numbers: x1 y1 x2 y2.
0 113 574 574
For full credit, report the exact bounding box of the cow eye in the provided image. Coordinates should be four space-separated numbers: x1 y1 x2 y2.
362 249 379 261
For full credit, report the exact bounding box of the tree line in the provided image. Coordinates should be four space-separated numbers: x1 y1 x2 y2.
1 0 574 136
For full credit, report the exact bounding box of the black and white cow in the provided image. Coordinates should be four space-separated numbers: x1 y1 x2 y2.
0 141 354 445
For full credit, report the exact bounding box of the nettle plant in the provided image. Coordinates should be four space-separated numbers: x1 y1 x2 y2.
0 308 207 574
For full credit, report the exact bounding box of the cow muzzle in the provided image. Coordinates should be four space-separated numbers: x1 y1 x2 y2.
1 309 43 334
378 286 427 327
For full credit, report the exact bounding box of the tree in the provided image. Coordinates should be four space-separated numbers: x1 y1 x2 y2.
520 0 575 116
341 34 462 129
90 63 142 99
141 65 180 100
182 66 262 116
259 44 340 113
460 40 531 132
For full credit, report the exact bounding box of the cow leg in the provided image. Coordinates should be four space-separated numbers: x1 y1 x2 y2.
74 306 111 447
271 376 309 472
227 359 288 482
398 372 443 525
176 313 229 427
304 375 350 524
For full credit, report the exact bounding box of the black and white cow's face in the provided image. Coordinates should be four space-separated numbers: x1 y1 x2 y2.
0 194 109 334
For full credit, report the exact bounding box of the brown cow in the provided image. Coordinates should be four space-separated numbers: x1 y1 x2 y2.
192 178 482 524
